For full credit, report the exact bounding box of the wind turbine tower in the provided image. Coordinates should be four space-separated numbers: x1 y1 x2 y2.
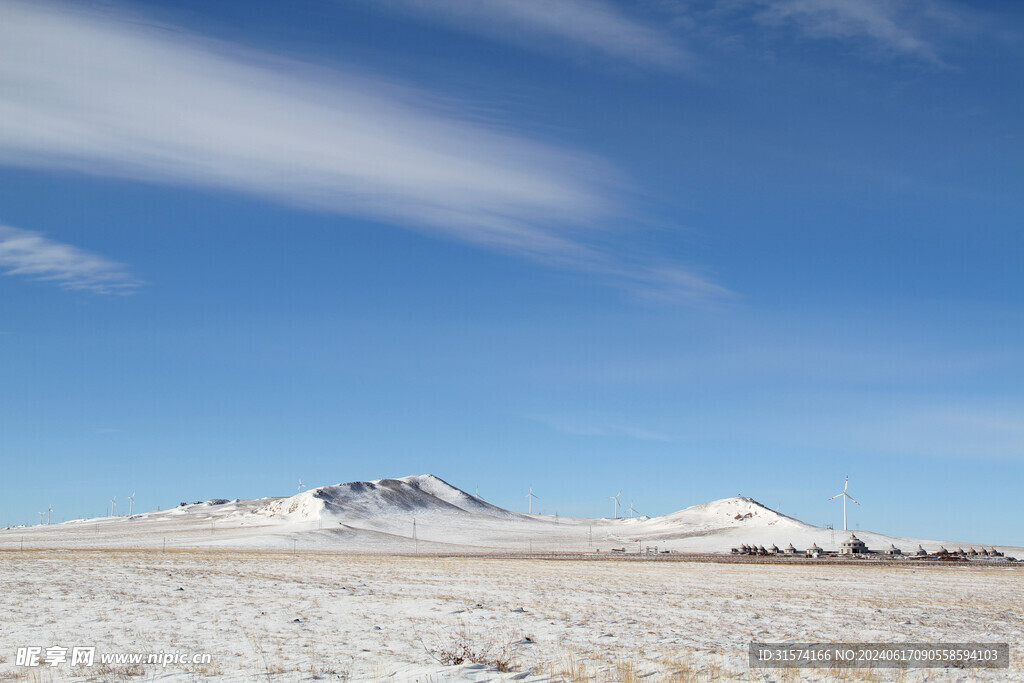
46 504 52 525
110 495 117 517
828 475 860 531
626 501 638 519
609 490 621 519
297 479 305 493
128 492 135 516
525 485 538 514
38 511 44 525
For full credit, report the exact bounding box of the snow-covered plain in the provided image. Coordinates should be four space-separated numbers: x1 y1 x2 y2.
2 475 1021 681
1 551 1021 681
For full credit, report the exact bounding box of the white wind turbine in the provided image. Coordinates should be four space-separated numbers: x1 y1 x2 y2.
297 478 305 493
46 504 53 525
38 511 44 525
128 492 135 516
828 475 860 531
609 490 621 519
626 501 639 519
525 485 538 514
109 495 117 517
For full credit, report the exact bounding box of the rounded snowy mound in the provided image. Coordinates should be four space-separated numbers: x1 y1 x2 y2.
257 474 515 520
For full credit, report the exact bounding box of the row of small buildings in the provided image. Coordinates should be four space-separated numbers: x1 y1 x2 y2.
731 534 1006 559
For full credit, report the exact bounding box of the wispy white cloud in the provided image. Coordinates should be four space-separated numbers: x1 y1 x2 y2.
752 0 946 63
529 413 677 442
755 401 1024 461
0 0 724 302
0 224 139 294
889 407 1024 460
376 0 690 71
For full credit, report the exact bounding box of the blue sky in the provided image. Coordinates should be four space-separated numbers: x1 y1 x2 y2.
1 0 1022 545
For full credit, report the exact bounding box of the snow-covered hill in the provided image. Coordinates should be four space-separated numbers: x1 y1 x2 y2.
258 475 515 521
3 474 1020 558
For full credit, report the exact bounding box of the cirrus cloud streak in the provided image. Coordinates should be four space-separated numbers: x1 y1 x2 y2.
0 224 139 294
374 0 690 71
0 0 725 301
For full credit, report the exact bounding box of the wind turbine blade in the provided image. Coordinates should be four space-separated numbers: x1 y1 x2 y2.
828 494 842 500
847 496 860 505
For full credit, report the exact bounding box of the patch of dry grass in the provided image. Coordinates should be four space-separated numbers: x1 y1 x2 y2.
420 619 518 672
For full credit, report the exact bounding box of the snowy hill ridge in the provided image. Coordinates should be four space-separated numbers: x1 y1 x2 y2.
619 496 816 546
258 474 516 521
7 474 1021 556
657 496 810 527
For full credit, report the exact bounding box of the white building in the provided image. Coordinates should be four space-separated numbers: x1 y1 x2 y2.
839 533 868 555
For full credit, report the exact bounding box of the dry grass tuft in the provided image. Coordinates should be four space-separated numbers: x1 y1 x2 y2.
661 652 698 682
614 656 639 682
555 653 591 682
420 620 517 673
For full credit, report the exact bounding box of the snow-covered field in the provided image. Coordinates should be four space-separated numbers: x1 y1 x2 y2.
1 550 1021 681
